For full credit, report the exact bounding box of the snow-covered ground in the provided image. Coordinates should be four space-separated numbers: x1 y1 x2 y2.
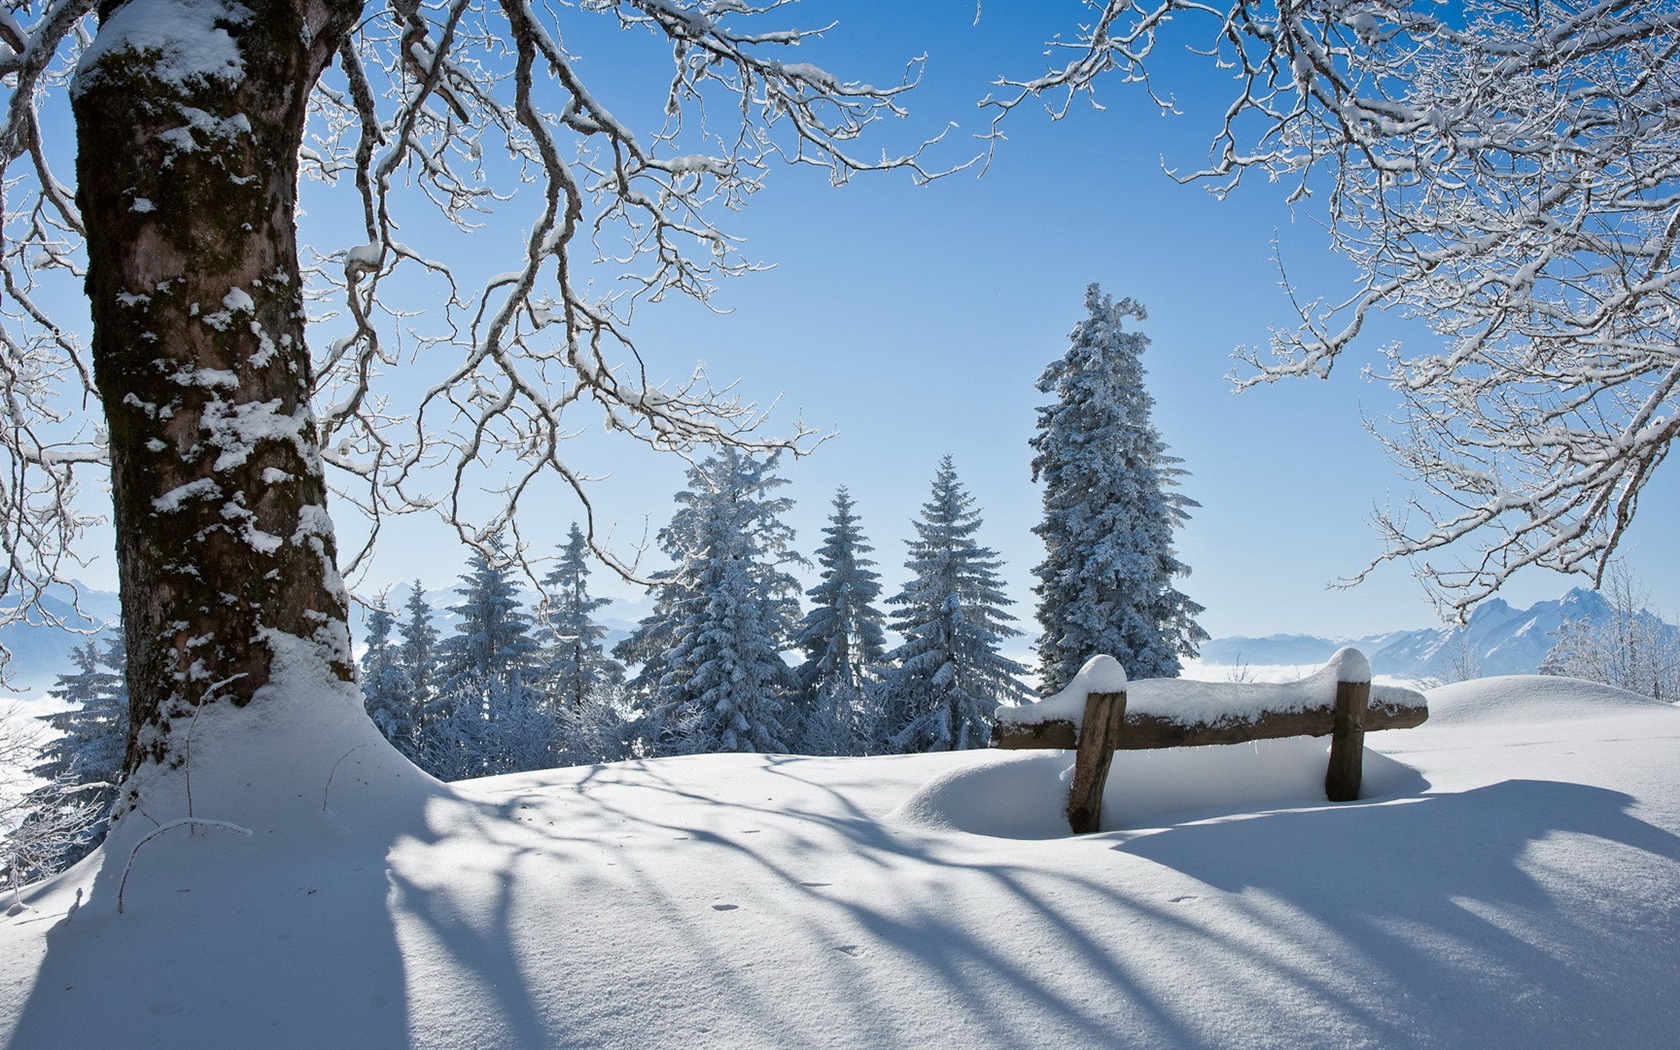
3 675 1677 1049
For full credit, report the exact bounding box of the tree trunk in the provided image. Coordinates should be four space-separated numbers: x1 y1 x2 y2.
71 1 365 803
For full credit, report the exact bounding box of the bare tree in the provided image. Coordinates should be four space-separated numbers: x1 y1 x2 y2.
994 0 1680 618
1542 562 1680 702
0 705 101 911
1 0 945 820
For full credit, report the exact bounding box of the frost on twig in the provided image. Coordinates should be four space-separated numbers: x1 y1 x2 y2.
116 817 253 914
998 0 1680 617
0 0 105 654
1 0 959 621
302 0 964 588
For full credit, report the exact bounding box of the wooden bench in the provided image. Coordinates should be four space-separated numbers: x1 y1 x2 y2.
990 649 1429 833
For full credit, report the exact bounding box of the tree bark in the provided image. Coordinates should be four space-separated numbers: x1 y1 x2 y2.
71 1 365 796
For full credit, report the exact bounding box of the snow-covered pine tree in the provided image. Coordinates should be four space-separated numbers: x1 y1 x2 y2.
1031 284 1208 691
398 583 440 707
540 524 628 764
394 582 442 766
881 457 1028 752
793 488 888 755
541 525 626 712
23 636 128 872
619 450 802 756
429 544 552 779
360 592 421 764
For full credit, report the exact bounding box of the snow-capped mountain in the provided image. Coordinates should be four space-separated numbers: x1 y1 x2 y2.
0 584 123 698
1200 588 1674 682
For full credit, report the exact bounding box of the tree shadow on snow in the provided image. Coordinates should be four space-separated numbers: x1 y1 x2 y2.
5 760 445 1050
1111 779 1680 1047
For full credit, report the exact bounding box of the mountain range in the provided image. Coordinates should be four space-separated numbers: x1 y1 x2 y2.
1199 587 1677 682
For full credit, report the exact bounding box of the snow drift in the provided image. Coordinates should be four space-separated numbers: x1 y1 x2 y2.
2 675 1677 1049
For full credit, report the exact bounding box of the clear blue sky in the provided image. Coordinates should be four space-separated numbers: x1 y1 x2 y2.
61 1 1679 641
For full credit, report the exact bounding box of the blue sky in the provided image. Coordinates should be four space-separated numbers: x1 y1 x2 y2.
53 1 1677 642
322 0 1678 641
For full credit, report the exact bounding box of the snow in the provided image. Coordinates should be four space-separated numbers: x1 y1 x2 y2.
3 675 1679 1048
1001 647 1410 729
73 0 253 98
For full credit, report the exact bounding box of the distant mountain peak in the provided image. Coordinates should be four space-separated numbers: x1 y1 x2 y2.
1201 587 1677 682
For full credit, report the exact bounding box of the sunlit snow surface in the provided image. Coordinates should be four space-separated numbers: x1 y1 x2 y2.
3 676 1678 1049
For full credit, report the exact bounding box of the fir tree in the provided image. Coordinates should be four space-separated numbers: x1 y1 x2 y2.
429 543 552 779
394 582 442 767
398 581 440 699
361 591 421 763
619 449 802 756
1031 284 1208 690
24 635 128 871
540 524 626 714
793 488 887 755
881 457 1027 752
540 524 628 763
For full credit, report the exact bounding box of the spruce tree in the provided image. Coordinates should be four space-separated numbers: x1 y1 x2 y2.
361 591 421 764
793 488 887 755
1031 284 1208 691
540 525 626 712
396 582 441 765
619 450 802 756
25 635 128 871
430 543 552 779
540 524 628 763
881 457 1027 752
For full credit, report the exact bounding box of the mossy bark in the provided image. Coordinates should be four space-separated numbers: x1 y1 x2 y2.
72 1 366 790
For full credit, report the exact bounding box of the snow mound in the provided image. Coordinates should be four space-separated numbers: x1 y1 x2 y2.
1425 675 1675 726
887 750 1074 839
890 737 1429 838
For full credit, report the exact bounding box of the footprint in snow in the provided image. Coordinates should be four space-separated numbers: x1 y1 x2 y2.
834 945 866 957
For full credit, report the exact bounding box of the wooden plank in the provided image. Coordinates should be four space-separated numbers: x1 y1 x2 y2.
992 719 1077 750
1066 691 1127 834
990 696 1427 752
1324 679 1370 802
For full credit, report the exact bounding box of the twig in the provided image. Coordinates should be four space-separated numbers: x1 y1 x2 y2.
117 818 253 914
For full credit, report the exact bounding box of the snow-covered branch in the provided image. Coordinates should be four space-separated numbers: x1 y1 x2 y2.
304 0 951 583
0 0 103 642
1002 0 1680 616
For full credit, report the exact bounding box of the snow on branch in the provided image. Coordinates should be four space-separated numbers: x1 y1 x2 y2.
0 0 103 642
998 0 1680 617
306 0 960 584
2 0 955 616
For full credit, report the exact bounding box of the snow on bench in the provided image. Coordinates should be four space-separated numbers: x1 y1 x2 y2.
991 649 1429 833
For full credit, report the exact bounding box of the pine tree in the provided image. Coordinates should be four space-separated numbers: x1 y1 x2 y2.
23 635 128 871
540 525 626 713
881 457 1028 752
429 543 552 779
361 591 421 764
395 582 442 767
793 488 887 755
618 450 802 756
540 524 628 764
1031 284 1208 691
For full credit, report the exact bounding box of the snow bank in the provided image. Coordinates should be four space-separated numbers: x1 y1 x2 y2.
999 647 1410 729
1425 674 1672 726
891 734 1429 838
6 677 1679 1050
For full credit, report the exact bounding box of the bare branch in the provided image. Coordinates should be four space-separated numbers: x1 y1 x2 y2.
1005 0 1680 616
